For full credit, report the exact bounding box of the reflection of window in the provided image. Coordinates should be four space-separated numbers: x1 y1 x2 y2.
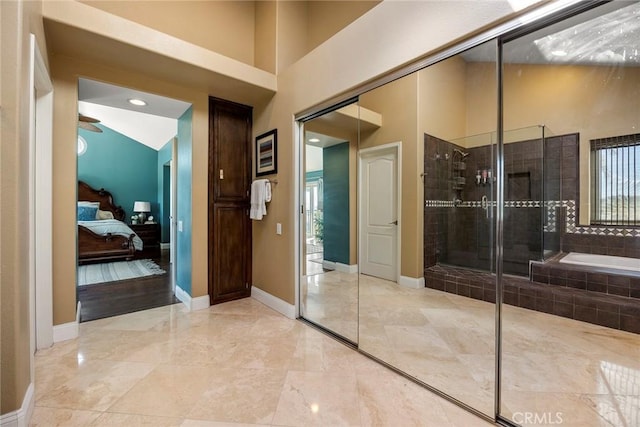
591 133 640 225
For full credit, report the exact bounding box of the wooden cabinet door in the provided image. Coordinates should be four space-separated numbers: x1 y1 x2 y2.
211 204 251 302
211 100 251 202
208 97 252 305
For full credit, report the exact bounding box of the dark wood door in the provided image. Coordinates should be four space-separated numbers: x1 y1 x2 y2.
208 97 252 304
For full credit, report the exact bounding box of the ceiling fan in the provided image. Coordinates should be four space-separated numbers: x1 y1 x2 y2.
78 114 103 133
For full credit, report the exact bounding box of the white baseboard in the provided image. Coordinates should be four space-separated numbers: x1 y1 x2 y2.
251 286 296 319
0 382 34 427
53 301 80 343
337 263 358 274
175 286 209 311
322 261 358 274
399 275 425 289
191 295 210 311
175 285 191 310
322 260 336 270
160 242 170 250
53 322 78 342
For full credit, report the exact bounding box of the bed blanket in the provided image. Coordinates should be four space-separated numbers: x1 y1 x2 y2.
79 219 143 251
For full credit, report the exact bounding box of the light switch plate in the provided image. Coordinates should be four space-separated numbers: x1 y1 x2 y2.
276 223 282 235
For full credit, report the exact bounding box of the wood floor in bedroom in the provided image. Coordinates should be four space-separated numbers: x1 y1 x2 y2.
78 249 179 322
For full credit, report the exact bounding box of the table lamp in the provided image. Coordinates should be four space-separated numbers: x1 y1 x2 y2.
133 201 151 224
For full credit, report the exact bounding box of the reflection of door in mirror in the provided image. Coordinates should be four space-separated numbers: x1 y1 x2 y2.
299 101 359 344
358 40 497 417
359 145 398 282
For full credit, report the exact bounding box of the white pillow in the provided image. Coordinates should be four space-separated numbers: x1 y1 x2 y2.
97 209 114 220
78 201 100 208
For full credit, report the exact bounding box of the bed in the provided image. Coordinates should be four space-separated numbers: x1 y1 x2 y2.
77 181 142 264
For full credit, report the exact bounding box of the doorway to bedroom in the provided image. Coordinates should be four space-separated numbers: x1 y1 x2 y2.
76 78 191 322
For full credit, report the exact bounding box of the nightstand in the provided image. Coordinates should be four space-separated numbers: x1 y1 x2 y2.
130 223 160 257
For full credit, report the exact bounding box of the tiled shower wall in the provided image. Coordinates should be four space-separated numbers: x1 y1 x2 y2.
424 133 574 275
424 130 640 275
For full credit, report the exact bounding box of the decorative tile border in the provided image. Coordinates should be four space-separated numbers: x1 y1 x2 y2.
426 198 638 236
572 226 640 237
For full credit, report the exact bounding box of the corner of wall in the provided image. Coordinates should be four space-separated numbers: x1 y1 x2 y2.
0 383 34 427
175 285 209 311
52 301 80 343
399 275 425 289
251 285 296 319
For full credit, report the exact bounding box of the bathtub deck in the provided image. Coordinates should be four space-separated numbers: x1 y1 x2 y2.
425 262 640 334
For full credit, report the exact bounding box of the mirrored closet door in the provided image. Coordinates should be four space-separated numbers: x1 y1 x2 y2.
357 40 498 418
499 2 640 424
299 100 360 343
297 2 640 425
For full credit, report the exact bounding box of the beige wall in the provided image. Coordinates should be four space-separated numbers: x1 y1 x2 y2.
360 75 421 278
50 54 210 324
0 0 47 414
465 62 640 224
80 0 257 67
252 0 528 304
255 1 276 73
275 1 381 74
503 63 640 224
465 62 498 139
420 56 474 142
306 1 380 52
79 1 379 74
276 1 308 74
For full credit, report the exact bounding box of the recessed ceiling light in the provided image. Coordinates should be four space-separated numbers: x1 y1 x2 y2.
309 138 320 143
128 98 147 106
551 50 568 57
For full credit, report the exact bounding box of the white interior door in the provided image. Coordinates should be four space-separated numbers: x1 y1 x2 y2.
360 144 399 281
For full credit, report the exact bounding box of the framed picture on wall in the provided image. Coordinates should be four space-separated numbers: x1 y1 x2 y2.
255 129 277 176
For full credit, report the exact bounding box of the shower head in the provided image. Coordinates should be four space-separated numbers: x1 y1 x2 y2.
453 148 470 159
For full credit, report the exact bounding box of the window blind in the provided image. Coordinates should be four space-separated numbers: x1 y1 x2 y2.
591 133 640 226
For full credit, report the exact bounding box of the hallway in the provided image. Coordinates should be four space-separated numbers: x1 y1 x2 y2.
31 299 488 426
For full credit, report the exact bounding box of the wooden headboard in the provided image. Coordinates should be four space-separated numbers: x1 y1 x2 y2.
78 181 126 221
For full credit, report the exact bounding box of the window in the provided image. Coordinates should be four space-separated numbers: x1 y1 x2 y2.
591 133 640 226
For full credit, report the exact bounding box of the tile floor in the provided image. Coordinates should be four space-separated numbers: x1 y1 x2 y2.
302 269 358 343
302 273 640 426
32 298 491 426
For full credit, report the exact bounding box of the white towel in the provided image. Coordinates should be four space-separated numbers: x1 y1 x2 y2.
250 179 272 220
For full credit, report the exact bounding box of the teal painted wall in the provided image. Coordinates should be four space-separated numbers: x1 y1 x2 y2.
157 139 173 243
322 143 350 264
78 125 158 221
176 107 193 294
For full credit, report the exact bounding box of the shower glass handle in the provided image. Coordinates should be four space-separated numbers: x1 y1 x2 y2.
481 195 489 219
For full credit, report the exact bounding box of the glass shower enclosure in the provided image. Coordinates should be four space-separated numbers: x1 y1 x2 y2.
426 125 558 277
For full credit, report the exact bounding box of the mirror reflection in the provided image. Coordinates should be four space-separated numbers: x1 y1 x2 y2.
298 2 639 423
500 2 640 424
358 40 498 417
300 102 359 343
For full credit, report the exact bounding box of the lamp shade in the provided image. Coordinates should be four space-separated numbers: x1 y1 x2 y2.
133 201 151 213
